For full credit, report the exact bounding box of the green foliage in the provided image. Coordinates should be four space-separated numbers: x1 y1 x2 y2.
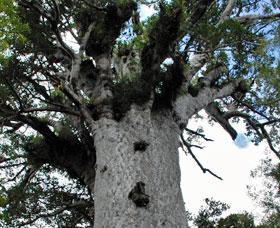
257 213 280 228
0 166 93 227
50 88 65 102
113 76 150 119
270 163 280 183
217 213 255 228
0 0 28 55
77 0 137 57
0 84 10 101
29 134 44 145
0 0 279 227
0 195 8 207
248 159 280 226
132 14 160 50
193 198 229 228
252 38 280 105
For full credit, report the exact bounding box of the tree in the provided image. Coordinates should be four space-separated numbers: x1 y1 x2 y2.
189 159 280 228
193 198 229 228
0 0 279 227
217 213 255 228
189 198 255 228
248 157 280 227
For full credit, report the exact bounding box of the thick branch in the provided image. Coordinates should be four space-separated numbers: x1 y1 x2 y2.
21 167 39 190
205 103 238 140
24 132 96 186
173 75 241 128
236 13 280 25
223 111 280 159
3 112 96 180
84 2 136 57
141 5 181 89
0 162 26 169
17 115 58 143
62 84 98 130
21 75 50 100
188 0 215 24
50 0 60 23
182 0 216 63
220 0 237 22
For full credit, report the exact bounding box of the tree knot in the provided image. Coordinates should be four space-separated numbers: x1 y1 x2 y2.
128 181 150 207
134 140 149 152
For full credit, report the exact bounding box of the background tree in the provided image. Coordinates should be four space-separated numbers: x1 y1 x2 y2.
248 157 280 227
188 198 255 228
192 198 229 228
0 0 279 227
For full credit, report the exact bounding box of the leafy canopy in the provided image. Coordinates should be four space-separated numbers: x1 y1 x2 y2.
0 0 279 227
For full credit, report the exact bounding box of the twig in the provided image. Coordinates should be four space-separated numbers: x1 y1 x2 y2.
0 162 26 169
190 144 204 149
21 107 79 116
232 97 270 120
20 0 75 60
8 165 27 182
18 201 94 227
185 128 214 141
180 135 223 180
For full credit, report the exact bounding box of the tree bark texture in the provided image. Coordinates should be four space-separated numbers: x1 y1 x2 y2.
92 106 188 228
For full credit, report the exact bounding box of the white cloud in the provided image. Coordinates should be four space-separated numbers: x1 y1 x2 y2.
162 58 174 65
139 5 156 21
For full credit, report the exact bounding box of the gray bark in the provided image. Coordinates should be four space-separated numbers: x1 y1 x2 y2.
92 106 188 228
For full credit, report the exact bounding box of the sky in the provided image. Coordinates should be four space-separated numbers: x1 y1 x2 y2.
179 112 275 223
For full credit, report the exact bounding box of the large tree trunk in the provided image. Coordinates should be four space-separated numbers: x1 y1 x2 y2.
91 106 188 227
